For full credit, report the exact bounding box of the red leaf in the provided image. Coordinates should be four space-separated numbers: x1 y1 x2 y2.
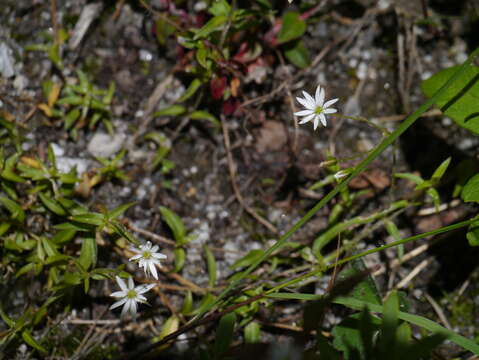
210 77 227 100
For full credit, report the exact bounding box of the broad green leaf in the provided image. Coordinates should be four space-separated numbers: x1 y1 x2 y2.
466 220 479 246
334 296 479 355
214 312 236 357
284 39 310 69
177 78 202 103
332 312 380 359
379 290 400 356
153 105 186 117
45 254 71 266
204 245 217 287
277 12 306 44
159 206 186 244
209 0 231 16
244 321 261 344
337 259 382 306
194 15 228 40
422 65 479 135
462 174 479 203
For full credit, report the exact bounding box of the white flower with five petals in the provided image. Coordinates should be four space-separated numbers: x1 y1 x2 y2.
294 85 338 130
109 276 155 318
129 241 167 280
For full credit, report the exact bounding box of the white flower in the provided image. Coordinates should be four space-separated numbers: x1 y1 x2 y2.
334 170 349 181
294 85 338 130
129 241 167 280
109 276 155 318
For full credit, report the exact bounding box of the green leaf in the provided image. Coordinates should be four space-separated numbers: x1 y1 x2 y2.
230 249 264 270
22 330 48 354
159 206 186 244
153 105 187 117
462 174 479 203
0 196 25 222
332 312 380 359
394 172 424 185
379 290 400 356
78 237 97 270
204 245 217 287
177 78 202 103
430 157 451 183
422 65 479 135
70 213 105 226
466 220 479 246
45 254 71 266
106 202 136 220
189 110 220 126
214 312 236 357
181 291 193 315
110 221 139 246
244 321 261 344
192 293 216 315
334 297 479 355
173 248 186 273
277 12 306 44
194 15 228 40
38 192 67 216
337 259 382 306
209 0 231 16
284 39 310 69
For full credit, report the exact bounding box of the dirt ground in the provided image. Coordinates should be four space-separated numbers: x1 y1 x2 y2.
1 0 479 358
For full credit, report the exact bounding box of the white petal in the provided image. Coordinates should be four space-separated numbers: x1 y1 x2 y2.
294 109 314 117
296 96 312 109
323 108 337 114
137 283 155 294
129 254 143 261
319 113 327 127
110 298 128 310
324 98 339 108
149 262 158 280
121 299 132 318
314 85 321 104
152 253 167 260
127 277 135 290
136 294 147 302
151 244 159 253
302 91 316 108
313 116 320 130
116 276 127 292
298 113 316 124
110 290 127 298
129 300 138 318
145 241 152 250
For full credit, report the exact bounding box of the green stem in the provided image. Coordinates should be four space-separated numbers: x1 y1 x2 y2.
265 216 477 295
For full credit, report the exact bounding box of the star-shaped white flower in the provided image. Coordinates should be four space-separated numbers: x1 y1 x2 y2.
129 241 167 280
294 85 338 130
109 276 155 318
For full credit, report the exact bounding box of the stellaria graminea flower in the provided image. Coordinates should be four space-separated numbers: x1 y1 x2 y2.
129 241 167 280
110 276 155 318
334 170 349 181
294 85 338 130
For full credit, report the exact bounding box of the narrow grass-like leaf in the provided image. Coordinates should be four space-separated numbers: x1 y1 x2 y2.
214 312 236 358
